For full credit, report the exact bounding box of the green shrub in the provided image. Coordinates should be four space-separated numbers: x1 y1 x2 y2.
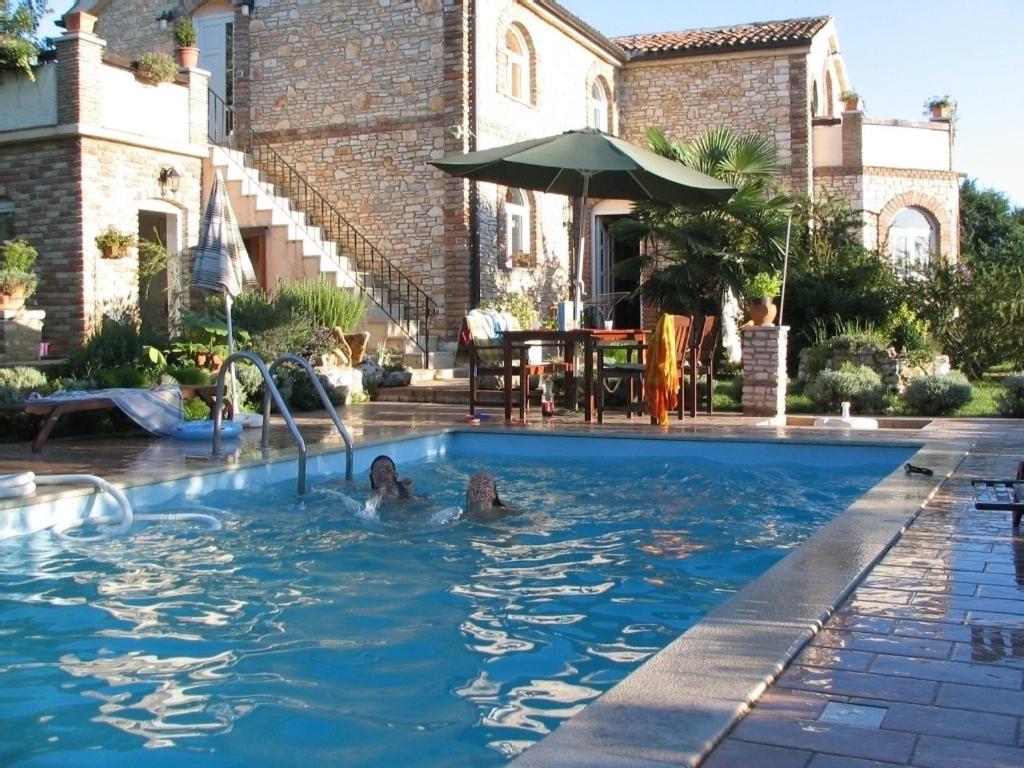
887 303 934 357
94 367 151 389
724 372 743 402
805 364 885 413
997 373 1024 418
182 396 210 421
0 383 24 404
247 318 312 362
479 293 540 330
164 365 211 385
0 366 47 391
744 271 782 300
902 372 973 416
275 279 369 332
68 317 145 375
233 362 266 407
54 378 97 392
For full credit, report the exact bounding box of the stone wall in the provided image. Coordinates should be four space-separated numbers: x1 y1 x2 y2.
741 324 788 417
474 1 619 317
91 0 176 59
797 345 951 393
619 50 809 191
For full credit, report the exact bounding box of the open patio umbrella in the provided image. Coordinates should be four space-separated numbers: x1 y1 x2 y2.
431 128 735 321
191 171 259 415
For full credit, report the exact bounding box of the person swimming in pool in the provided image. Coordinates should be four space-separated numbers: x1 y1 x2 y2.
369 455 414 501
463 471 519 521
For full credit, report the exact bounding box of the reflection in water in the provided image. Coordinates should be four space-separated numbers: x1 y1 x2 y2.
970 626 1024 662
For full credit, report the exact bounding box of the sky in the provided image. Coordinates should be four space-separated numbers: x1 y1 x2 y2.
40 0 1022 206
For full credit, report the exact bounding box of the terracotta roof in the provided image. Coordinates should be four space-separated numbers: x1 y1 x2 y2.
613 16 830 60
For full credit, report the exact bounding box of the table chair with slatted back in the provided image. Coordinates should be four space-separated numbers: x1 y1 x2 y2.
681 315 719 418
596 314 693 424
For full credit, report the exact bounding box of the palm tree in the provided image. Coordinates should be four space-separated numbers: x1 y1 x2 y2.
612 126 791 316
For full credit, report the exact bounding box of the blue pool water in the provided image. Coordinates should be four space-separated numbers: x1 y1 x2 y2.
0 435 916 767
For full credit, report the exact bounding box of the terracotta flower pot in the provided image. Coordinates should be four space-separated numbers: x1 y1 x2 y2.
177 46 199 69
930 104 953 120
63 11 97 34
0 286 27 311
747 298 777 326
843 98 859 111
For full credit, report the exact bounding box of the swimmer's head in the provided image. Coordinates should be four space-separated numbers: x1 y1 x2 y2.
370 455 398 490
466 471 503 512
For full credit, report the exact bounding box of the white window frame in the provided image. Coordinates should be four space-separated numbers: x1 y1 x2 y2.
504 28 529 103
0 199 14 240
505 188 529 267
589 80 608 131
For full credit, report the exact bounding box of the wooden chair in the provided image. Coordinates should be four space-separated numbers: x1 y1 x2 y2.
596 314 693 424
462 310 567 420
681 315 719 418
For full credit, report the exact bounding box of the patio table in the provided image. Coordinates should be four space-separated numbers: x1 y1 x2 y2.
500 328 648 422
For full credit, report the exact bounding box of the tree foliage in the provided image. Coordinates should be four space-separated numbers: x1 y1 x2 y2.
611 126 791 316
0 0 49 79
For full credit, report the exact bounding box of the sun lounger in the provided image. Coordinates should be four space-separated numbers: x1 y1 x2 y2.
23 385 231 453
972 461 1024 528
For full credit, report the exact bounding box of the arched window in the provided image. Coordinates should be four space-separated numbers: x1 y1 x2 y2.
588 80 608 131
824 70 834 117
0 198 13 240
505 187 529 266
810 79 819 117
504 28 529 103
889 207 937 276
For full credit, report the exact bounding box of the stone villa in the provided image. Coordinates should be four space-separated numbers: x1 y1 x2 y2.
0 0 959 367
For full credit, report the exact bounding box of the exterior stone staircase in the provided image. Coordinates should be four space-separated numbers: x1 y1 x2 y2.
206 145 457 374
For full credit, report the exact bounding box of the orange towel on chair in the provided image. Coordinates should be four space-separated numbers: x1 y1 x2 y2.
644 314 679 426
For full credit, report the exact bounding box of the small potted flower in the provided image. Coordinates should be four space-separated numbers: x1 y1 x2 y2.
839 89 860 111
95 228 137 259
0 239 38 310
743 271 782 326
173 17 199 68
924 95 955 120
133 51 178 84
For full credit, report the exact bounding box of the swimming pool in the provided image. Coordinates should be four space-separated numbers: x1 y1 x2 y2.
0 433 917 767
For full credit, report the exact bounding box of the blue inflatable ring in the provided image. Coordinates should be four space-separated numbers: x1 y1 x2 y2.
168 419 243 441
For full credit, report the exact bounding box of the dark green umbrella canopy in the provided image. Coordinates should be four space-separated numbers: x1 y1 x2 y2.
430 128 735 205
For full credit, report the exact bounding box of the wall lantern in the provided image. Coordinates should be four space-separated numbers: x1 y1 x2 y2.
158 167 181 197
156 9 175 29
236 0 254 16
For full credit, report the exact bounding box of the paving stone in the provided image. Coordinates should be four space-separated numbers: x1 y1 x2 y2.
911 733 1024 767
795 645 875 672
977 584 1024 600
912 593 1024 617
729 716 915 763
869 654 1023 688
750 689 835 720
808 755 909 767
842 599 965 623
893 619 974 644
776 667 939 705
951 626 1024 666
829 613 898 634
935 682 1024 716
700 739 812 768
874 700 1017 745
815 629 953 661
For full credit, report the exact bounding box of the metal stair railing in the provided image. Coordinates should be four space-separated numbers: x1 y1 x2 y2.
268 354 354 484
207 89 440 357
212 351 308 495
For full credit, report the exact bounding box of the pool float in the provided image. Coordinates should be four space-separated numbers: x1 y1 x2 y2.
168 419 243 441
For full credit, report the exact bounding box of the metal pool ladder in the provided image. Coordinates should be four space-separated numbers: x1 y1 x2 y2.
212 351 354 495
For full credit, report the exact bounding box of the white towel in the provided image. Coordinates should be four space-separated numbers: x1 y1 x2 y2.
30 386 184 436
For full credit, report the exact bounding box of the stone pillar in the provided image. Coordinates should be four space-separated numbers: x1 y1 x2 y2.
840 109 863 169
55 28 106 125
742 325 788 417
181 66 211 147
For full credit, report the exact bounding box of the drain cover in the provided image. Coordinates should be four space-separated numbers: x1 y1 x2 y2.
817 702 887 729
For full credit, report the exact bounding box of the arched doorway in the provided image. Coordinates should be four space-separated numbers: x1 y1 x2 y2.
888 206 937 277
137 200 183 333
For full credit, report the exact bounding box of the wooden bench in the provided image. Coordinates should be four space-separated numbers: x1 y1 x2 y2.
23 385 232 453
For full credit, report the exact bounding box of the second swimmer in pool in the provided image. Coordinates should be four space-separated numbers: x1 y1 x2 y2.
463 471 519 521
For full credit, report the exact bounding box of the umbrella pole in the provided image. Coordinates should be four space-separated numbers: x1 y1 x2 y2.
225 291 239 417
574 173 591 326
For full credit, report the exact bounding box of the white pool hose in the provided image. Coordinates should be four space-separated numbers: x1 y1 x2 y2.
0 472 221 541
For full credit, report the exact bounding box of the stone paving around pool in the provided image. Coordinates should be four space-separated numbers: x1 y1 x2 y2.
1 404 1023 767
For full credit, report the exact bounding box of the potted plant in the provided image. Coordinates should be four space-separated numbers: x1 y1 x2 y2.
839 90 859 111
744 271 782 326
0 239 38 310
924 95 955 120
95 228 137 259
172 17 199 68
133 51 178 84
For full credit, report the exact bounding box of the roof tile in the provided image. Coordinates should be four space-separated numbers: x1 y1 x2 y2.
613 16 830 59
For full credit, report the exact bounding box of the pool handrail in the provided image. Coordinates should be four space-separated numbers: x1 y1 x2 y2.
268 354 354 484
213 351 308 495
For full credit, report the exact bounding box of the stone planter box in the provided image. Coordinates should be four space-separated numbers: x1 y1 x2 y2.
0 309 45 362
